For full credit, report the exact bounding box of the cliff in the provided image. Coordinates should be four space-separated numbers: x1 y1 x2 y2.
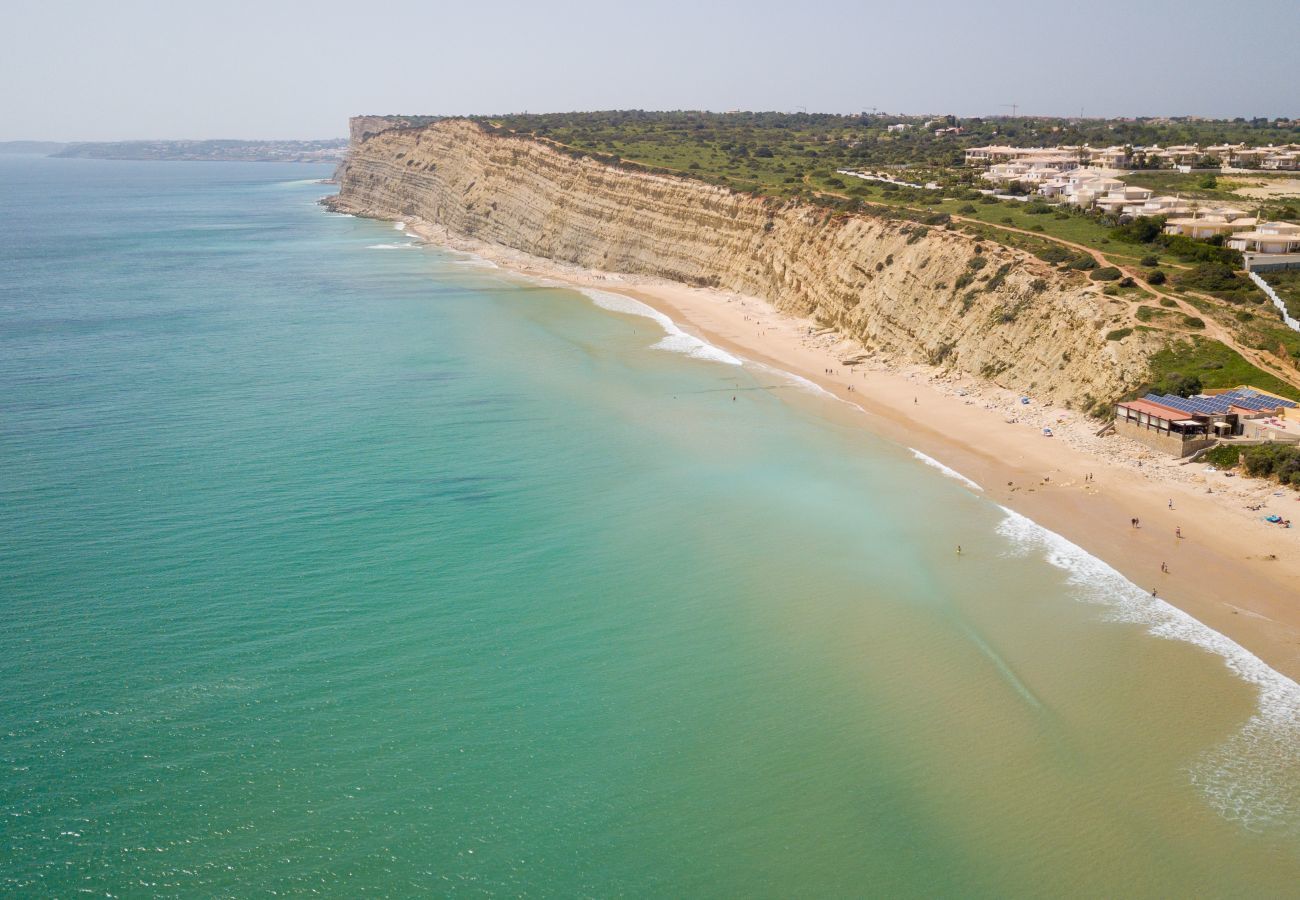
329 118 1155 407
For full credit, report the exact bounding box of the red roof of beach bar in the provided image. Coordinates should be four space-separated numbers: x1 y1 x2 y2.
1118 399 1196 422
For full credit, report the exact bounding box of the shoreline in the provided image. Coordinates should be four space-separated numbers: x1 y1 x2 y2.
376 210 1300 684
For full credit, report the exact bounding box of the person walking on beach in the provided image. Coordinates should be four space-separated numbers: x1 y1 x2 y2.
1175 526 1181 539
1168 499 1174 509
1161 562 1168 573
956 545 962 555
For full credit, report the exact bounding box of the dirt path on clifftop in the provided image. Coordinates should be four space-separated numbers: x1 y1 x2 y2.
945 216 1300 392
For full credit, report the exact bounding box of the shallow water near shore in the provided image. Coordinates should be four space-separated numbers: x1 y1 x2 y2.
2 156 1298 895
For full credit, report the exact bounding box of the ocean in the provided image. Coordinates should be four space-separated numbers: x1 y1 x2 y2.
1 156 1297 896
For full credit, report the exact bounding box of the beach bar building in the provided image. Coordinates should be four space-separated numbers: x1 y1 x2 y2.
1115 399 1216 456
1115 388 1298 455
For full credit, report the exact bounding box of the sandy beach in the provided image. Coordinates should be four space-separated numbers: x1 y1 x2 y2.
400 218 1300 683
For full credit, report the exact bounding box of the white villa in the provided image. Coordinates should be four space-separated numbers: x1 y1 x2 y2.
1228 222 1300 272
1228 222 1300 253
969 142 1300 173
1163 214 1257 240
1262 148 1300 170
1094 185 1156 215
1124 195 1197 219
1037 169 1137 207
981 155 1078 186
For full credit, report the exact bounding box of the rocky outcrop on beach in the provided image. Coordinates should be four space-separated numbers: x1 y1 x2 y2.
328 118 1156 407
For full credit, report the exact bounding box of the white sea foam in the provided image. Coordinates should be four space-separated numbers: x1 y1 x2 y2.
326 212 356 218
909 448 984 491
366 242 418 250
393 222 406 231
449 256 499 269
996 505 1300 833
579 289 742 366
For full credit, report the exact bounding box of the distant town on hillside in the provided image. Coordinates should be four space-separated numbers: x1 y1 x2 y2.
0 138 347 162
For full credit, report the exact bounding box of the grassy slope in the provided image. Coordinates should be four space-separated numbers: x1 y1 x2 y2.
1147 337 1300 401
1262 271 1300 319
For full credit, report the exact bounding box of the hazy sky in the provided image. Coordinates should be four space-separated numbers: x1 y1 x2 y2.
4 0 1297 141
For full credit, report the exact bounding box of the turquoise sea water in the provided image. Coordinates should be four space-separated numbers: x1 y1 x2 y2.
2 157 1298 896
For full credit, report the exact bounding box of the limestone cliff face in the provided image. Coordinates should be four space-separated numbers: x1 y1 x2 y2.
330 118 1153 406
347 116 408 144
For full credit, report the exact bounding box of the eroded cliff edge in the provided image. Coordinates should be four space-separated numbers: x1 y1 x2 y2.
328 119 1155 407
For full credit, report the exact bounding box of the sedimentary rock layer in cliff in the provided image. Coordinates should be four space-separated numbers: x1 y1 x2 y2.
330 119 1153 406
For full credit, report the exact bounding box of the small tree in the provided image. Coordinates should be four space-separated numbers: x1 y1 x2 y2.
1147 269 1167 285
1153 373 1202 397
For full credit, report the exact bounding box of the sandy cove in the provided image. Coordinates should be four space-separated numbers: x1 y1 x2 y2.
400 218 1300 683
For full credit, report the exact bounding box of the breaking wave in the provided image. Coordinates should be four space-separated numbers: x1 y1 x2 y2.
909 449 984 491
996 506 1300 834
579 289 742 366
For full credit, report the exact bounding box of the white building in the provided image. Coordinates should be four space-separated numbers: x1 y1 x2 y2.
1163 214 1257 240
1228 222 1300 254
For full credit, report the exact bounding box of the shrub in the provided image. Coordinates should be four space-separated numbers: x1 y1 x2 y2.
1106 327 1134 341
1119 276 1136 288
1147 269 1167 285
1091 266 1122 281
1030 277 1049 293
967 256 988 271
1069 255 1098 270
1202 445 1242 469
986 263 1013 290
1036 245 1073 264
1182 315 1206 329
1152 372 1202 397
1160 297 1177 308
958 203 977 214
1111 216 1165 244
1238 443 1300 488
1141 255 1160 267
1158 233 1241 267
1176 262 1255 301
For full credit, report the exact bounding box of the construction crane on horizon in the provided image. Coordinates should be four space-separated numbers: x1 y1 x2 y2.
1001 103 1019 118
